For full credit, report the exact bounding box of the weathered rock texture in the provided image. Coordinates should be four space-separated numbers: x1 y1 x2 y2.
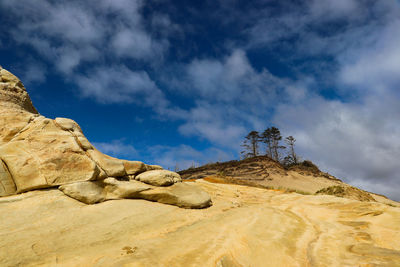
0 66 211 209
135 169 182 186
0 180 399 266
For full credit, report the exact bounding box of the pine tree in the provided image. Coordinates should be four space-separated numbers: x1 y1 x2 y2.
284 136 298 165
262 127 285 161
241 131 261 159
261 128 273 158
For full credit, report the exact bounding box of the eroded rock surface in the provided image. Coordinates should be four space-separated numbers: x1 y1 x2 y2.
0 180 399 266
59 178 211 208
0 66 211 209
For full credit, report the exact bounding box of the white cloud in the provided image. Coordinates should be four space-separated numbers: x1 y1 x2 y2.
309 0 360 20
159 50 280 147
0 0 169 74
186 50 266 102
168 49 306 148
75 65 169 108
1 1 104 74
112 30 152 59
273 91 400 201
179 114 247 148
20 61 47 85
339 20 400 92
92 139 137 159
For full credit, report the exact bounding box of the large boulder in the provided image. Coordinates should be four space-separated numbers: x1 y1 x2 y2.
0 66 212 209
59 178 212 209
138 182 213 209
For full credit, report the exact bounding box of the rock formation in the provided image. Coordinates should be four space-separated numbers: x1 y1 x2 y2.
0 66 211 209
1 180 399 266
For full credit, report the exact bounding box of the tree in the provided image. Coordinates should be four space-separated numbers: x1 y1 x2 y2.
241 131 261 159
261 128 273 158
262 127 285 161
284 136 298 165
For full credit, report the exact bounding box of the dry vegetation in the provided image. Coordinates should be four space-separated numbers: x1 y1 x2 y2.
179 156 398 204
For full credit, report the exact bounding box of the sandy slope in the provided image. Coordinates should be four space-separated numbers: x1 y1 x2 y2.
179 156 400 206
1 180 400 267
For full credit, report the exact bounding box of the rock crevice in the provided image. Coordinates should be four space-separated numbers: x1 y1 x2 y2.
0 159 16 196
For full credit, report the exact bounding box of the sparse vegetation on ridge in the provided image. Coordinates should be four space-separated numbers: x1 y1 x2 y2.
241 126 302 167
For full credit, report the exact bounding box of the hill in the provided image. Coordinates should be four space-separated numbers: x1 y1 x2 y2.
179 156 398 205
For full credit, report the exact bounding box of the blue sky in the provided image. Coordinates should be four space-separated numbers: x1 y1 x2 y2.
1 0 400 200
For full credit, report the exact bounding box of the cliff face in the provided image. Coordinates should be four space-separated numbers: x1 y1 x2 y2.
1 180 400 266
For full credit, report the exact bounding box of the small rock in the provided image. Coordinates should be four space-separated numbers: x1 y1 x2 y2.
123 161 147 175
146 165 163 171
136 170 182 186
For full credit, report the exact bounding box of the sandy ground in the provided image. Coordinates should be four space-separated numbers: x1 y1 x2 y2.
1 180 400 267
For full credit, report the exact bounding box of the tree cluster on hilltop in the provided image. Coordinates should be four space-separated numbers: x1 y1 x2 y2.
240 127 300 166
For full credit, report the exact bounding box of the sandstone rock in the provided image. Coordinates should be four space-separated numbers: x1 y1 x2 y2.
146 164 163 171
123 160 147 176
138 182 212 209
3 116 101 187
87 149 127 177
54 117 82 132
59 181 106 204
55 117 94 150
0 67 210 209
0 111 35 145
136 170 182 186
76 136 94 150
0 142 47 192
58 178 211 209
103 178 151 199
0 67 38 113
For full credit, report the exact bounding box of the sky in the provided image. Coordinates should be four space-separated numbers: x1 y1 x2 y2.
0 0 399 200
